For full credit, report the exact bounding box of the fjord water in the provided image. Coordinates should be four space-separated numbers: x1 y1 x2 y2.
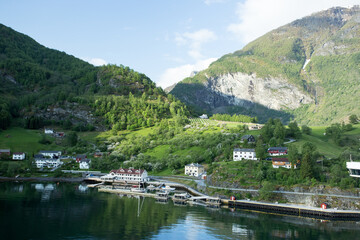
0 182 359 240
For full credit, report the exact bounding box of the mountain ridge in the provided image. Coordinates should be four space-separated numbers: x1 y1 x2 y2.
170 6 360 124
0 24 189 131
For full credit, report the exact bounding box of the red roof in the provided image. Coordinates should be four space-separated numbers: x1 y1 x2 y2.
13 152 24 155
110 168 145 175
272 158 289 162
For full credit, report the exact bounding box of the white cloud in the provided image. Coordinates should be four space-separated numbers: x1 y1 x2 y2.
157 58 217 89
81 57 107 66
227 0 360 44
175 29 217 60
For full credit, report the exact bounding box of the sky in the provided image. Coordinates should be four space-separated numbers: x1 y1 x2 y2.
0 0 359 89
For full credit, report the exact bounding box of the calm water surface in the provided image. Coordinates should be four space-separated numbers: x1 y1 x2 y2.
0 182 359 240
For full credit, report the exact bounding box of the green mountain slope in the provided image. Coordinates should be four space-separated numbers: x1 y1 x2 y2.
0 24 188 130
171 6 360 125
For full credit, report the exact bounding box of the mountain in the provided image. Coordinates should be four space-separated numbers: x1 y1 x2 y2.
0 24 188 130
170 6 360 124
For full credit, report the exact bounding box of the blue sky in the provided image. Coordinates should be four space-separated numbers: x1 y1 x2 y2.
0 0 358 88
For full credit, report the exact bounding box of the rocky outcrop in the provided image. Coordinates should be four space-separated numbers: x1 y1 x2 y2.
34 102 106 131
205 72 313 110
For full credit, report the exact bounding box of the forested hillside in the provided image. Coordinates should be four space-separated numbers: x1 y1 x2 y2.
0 24 189 130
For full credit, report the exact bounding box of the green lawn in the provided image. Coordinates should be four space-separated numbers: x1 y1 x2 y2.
0 127 61 154
144 145 171 159
290 134 342 158
77 131 102 143
172 146 204 157
288 125 360 158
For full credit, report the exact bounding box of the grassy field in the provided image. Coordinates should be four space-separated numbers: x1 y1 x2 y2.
144 145 171 159
0 127 61 154
289 125 360 158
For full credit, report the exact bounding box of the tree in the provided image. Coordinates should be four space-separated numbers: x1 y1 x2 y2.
300 152 313 179
300 142 317 179
301 125 312 135
255 139 266 160
0 109 11 130
349 114 358 124
259 181 275 200
67 132 78 146
325 123 342 145
288 145 299 169
269 138 277 147
287 121 301 139
273 120 285 143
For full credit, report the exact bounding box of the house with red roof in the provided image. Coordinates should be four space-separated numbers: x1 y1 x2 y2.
100 168 148 183
272 158 296 169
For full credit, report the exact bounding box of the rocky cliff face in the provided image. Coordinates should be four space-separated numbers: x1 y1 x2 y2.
171 6 360 124
205 72 313 110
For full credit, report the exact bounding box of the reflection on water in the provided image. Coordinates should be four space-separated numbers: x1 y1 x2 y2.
33 183 56 201
1 182 360 240
78 184 89 192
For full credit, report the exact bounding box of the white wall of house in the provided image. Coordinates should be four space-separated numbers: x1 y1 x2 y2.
347 162 360 177
40 151 62 158
12 153 25 160
44 129 54 134
35 159 62 168
185 164 204 177
79 161 90 169
101 170 148 182
233 150 257 161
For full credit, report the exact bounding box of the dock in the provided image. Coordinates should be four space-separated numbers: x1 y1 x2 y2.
86 177 360 220
224 199 360 220
98 187 156 198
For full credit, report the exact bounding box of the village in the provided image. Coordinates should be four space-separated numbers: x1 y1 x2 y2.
1 126 360 181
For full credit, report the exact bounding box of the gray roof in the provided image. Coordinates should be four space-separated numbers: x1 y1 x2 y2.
39 150 61 154
268 147 288 151
241 135 254 140
234 148 255 152
0 149 10 153
186 163 204 168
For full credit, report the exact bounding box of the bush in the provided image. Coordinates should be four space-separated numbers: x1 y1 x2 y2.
259 181 275 200
38 135 51 145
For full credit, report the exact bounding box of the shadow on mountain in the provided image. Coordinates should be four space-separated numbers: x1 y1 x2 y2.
171 82 294 124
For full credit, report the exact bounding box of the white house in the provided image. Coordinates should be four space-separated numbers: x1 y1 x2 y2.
233 148 257 161
35 158 62 168
79 159 91 170
12 152 25 160
100 168 148 183
185 163 205 177
39 150 62 158
199 114 208 119
44 129 54 134
346 161 360 177
272 158 296 169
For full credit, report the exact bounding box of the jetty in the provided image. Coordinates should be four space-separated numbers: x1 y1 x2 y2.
85 176 360 220
224 199 360 220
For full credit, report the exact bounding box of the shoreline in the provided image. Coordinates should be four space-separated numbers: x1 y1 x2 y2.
3 176 360 220
0 176 85 182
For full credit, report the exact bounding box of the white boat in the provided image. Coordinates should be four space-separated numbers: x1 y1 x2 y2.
131 185 146 193
147 184 156 190
161 185 175 192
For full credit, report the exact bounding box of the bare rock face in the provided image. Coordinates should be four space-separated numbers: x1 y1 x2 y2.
205 72 313 111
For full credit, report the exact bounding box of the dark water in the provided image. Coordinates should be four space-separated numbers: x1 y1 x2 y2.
0 182 359 240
